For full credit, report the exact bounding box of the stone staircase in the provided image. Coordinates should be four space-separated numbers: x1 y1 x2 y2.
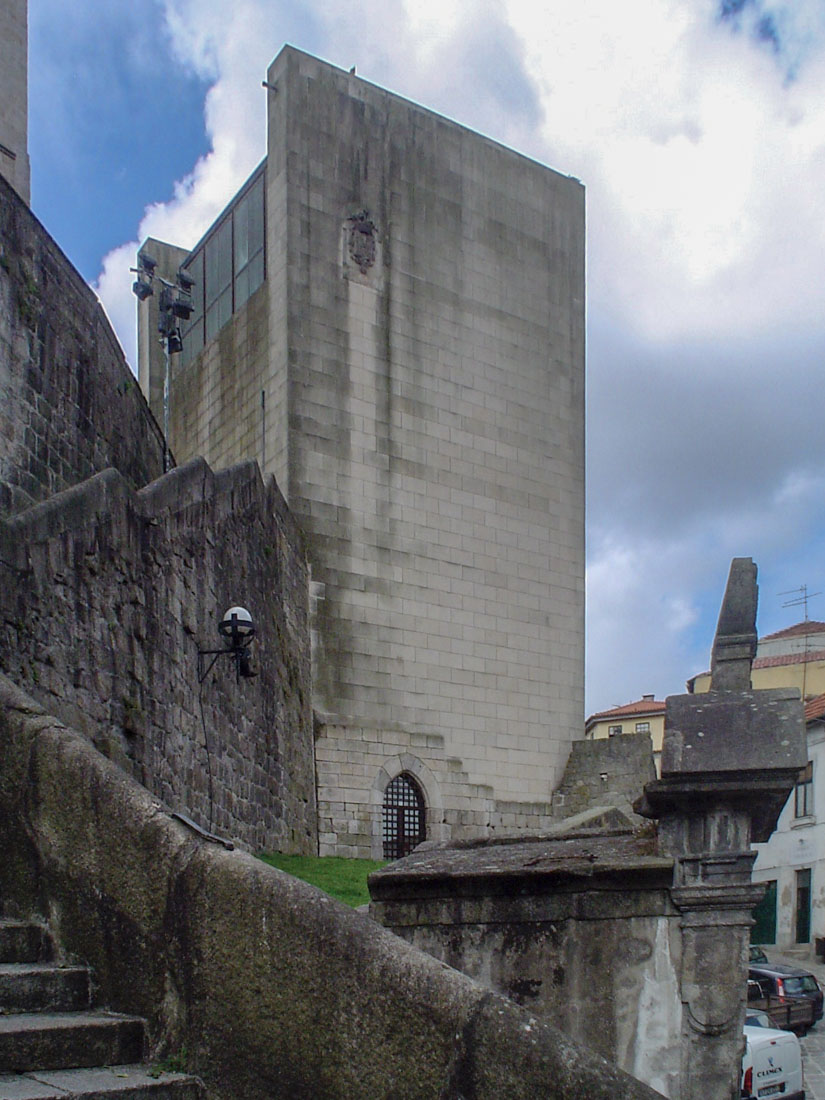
0 918 202 1099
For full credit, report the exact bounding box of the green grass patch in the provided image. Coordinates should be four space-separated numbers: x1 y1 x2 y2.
257 853 387 908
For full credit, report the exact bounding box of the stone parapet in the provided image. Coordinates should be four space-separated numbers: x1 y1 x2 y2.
0 456 315 853
0 175 165 516
0 673 664 1100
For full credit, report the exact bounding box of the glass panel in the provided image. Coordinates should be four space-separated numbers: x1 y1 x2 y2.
180 250 204 366
234 191 250 271
248 249 264 295
235 264 250 311
248 175 264 254
235 251 264 311
205 286 232 342
205 218 232 310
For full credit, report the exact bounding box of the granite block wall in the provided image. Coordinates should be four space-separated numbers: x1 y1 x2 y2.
156 47 586 853
0 0 30 204
276 48 585 808
0 457 316 853
0 175 165 516
551 732 657 821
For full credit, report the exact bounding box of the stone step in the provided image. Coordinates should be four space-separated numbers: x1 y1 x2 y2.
0 925 51 966
0 1014 144 1076
0 967 91 1015
0 1064 202 1099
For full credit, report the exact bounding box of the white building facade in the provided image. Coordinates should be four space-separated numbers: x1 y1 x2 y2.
751 697 825 957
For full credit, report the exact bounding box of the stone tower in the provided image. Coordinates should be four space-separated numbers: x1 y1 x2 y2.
139 46 585 856
0 0 31 205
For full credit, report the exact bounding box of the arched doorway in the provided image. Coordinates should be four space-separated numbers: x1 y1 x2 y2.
382 772 426 860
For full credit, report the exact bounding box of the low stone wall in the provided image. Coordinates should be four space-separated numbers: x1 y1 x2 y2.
370 829 681 1097
0 174 165 516
552 732 656 820
0 674 663 1099
0 456 315 853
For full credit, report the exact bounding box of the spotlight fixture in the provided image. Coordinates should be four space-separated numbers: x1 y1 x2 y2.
198 605 258 683
132 279 153 301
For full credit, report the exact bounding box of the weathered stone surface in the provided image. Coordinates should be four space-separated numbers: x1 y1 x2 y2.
0 176 165 516
710 557 757 691
0 674 663 1099
0 1011 145 1074
552 731 656 821
0 1065 202 1099
0 457 315 853
370 832 678 1096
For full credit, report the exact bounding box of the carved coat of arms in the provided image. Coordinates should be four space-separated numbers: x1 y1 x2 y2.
346 210 377 274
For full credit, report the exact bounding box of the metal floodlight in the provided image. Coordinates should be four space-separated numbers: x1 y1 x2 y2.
167 330 183 354
171 299 194 320
138 253 157 274
132 279 153 301
177 268 195 291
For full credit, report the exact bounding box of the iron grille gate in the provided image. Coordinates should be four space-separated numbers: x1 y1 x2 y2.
382 773 426 860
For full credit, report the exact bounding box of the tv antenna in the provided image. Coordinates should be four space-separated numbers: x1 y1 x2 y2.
779 584 821 623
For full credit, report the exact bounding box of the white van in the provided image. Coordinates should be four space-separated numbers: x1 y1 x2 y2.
742 1011 804 1099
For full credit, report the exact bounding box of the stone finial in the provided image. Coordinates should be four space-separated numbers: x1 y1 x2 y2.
709 557 757 691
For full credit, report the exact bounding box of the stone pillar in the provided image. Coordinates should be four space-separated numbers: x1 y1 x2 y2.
637 559 805 1100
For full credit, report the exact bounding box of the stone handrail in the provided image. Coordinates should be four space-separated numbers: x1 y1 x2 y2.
0 673 662 1099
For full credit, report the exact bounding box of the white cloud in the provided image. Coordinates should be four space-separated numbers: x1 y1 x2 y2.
87 0 825 714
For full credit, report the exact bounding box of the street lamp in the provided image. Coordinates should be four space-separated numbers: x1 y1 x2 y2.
198 606 257 683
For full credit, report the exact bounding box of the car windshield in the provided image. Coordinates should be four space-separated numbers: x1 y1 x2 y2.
745 1011 772 1027
784 976 819 994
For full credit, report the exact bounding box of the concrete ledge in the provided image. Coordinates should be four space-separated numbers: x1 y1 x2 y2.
0 674 663 1099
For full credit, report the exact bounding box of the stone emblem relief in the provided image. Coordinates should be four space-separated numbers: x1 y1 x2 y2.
346 210 377 274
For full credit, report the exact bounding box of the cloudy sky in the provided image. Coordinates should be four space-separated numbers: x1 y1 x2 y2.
26 0 825 716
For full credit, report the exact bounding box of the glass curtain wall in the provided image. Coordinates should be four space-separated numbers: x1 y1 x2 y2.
181 166 265 367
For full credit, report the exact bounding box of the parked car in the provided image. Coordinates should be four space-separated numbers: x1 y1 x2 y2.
750 945 769 964
741 1015 804 1099
749 962 824 1027
748 978 814 1033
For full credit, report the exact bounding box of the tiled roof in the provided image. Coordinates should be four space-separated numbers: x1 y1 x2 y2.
762 621 825 641
753 649 825 670
586 697 666 726
805 693 825 723
689 648 825 685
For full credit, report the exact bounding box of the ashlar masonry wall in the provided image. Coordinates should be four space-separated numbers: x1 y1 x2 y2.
0 457 316 853
155 47 586 855
0 174 165 515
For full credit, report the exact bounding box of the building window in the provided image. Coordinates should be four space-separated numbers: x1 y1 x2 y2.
181 165 266 366
608 725 623 737
635 722 650 733
382 773 426 860
795 762 814 818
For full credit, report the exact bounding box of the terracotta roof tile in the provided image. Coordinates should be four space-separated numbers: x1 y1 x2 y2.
586 697 666 725
689 647 825 686
761 621 825 641
753 649 825 670
804 693 825 722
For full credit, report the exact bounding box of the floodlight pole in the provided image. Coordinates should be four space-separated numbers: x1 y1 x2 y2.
162 340 171 474
131 256 193 477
